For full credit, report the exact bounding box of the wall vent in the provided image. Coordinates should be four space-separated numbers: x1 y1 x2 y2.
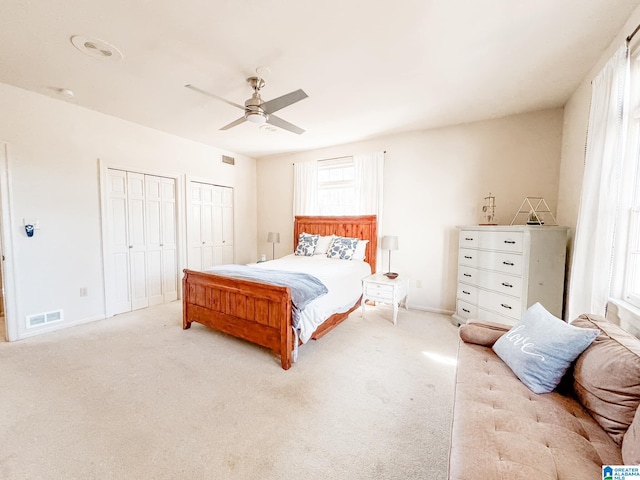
27 309 64 329
221 155 235 165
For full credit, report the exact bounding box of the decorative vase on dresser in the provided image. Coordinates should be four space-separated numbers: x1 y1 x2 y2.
452 225 568 326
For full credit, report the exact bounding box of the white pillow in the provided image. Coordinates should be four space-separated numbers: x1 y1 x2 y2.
314 235 335 255
353 239 368 261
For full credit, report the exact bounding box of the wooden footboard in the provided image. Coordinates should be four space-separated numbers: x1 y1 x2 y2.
182 269 294 369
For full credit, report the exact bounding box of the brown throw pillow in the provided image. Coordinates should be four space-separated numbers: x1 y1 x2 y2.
459 319 511 347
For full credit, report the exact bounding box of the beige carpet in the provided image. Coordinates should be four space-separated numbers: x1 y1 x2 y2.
0 302 460 479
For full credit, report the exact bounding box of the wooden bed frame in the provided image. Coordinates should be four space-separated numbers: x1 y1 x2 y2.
182 215 377 370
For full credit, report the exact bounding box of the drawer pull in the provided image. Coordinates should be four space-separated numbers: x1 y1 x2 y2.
464 237 474 241
462 290 470 295
463 273 472 277
500 303 513 310
464 255 472 259
504 240 516 244
501 282 513 288
462 308 470 313
502 261 514 266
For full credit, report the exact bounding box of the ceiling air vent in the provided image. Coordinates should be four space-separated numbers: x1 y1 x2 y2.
221 155 235 165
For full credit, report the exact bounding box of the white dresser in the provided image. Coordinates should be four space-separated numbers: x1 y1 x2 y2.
452 226 568 326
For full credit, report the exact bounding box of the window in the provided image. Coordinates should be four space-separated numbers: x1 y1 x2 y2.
621 51 640 309
317 157 356 215
293 151 384 221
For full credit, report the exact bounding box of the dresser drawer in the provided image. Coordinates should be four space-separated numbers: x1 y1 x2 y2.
477 290 522 320
459 231 479 249
456 300 477 319
477 231 524 253
364 283 394 301
481 270 523 297
457 283 478 304
457 265 479 286
476 306 517 326
477 250 523 275
459 248 479 267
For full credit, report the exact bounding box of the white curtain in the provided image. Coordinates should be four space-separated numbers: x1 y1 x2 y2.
567 45 629 321
293 160 318 216
354 151 385 217
354 151 385 272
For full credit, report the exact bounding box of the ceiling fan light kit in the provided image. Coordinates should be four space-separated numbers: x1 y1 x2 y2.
186 75 308 134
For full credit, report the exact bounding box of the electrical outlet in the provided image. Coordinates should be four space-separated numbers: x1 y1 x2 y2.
416 280 423 288
80 287 88 297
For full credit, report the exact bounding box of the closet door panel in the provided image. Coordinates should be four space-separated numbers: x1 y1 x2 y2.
107 169 131 315
145 175 163 307
221 186 234 264
188 194 203 271
163 248 178 302
160 177 177 302
147 250 163 306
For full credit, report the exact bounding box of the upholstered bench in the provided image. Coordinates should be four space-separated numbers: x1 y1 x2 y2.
448 311 640 479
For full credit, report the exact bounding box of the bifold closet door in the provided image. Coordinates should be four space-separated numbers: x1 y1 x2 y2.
127 172 148 311
145 175 178 306
106 169 177 316
213 185 234 265
188 181 234 270
106 170 132 315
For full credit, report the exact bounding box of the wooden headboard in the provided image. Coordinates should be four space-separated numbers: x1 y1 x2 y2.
293 215 377 271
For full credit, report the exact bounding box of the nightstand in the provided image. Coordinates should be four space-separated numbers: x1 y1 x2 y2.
361 274 409 325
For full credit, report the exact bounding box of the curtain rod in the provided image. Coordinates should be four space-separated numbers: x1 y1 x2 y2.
292 150 387 165
627 23 640 43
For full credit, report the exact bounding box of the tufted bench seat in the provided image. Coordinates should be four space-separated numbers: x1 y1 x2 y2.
448 314 640 480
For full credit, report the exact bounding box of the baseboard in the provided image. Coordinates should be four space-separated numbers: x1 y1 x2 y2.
407 304 455 316
15 314 107 340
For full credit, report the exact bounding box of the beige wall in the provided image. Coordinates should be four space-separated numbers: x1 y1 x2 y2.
257 108 564 313
0 82 257 339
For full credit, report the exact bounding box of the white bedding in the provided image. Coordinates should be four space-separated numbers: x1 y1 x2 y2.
253 254 371 343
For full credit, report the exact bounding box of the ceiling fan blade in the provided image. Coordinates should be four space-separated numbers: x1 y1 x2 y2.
266 114 305 135
220 117 247 130
262 89 308 114
185 84 245 110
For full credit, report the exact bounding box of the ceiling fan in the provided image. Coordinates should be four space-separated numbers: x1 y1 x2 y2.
185 77 308 135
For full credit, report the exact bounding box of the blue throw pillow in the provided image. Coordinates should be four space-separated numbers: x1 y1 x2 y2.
492 303 599 394
326 236 359 260
294 233 319 256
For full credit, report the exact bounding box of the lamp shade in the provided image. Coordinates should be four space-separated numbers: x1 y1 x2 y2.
267 232 280 243
381 235 398 250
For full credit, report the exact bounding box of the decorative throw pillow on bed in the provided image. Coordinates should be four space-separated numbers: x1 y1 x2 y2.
353 239 368 261
492 302 599 394
295 233 319 256
326 236 359 260
314 235 335 255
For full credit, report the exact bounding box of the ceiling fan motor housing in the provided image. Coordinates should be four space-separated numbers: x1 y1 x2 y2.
244 92 268 123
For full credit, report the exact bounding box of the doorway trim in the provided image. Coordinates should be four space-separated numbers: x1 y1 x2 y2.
0 142 17 341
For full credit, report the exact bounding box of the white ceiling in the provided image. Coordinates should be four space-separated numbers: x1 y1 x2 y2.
1 0 639 158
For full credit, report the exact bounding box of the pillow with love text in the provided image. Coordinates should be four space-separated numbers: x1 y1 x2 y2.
492 302 599 394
